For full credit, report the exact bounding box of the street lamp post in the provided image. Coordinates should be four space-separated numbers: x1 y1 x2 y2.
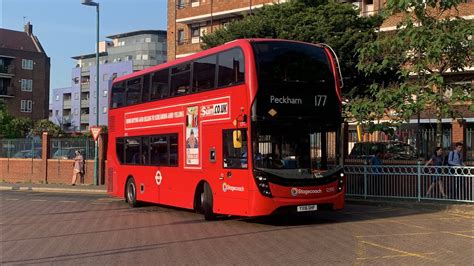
82 0 100 186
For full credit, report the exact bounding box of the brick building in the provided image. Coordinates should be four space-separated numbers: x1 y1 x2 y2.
167 0 293 61
0 23 50 120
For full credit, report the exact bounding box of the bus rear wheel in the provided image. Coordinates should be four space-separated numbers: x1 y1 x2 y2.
126 177 138 208
201 183 216 220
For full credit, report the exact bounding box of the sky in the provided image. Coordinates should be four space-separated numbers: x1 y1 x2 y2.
1 0 167 99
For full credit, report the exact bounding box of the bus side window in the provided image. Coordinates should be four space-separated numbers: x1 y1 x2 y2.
142 74 151 103
218 48 245 88
223 129 247 169
193 55 216 92
125 138 142 165
116 138 125 164
111 82 125 108
126 77 142 106
171 64 191 96
151 69 169 100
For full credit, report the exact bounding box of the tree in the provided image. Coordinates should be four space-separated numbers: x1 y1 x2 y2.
32 119 65 137
354 0 473 145
201 0 384 98
0 102 34 138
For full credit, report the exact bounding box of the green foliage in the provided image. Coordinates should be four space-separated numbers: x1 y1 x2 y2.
32 119 65 137
0 102 33 138
354 0 473 144
201 1 384 98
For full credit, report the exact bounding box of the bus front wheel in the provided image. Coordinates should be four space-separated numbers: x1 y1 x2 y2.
126 177 138 208
201 183 216 220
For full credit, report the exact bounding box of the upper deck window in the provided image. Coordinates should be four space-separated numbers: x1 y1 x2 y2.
193 55 217 92
252 41 331 85
218 48 245 88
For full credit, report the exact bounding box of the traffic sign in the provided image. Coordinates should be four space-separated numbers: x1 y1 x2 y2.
90 126 102 141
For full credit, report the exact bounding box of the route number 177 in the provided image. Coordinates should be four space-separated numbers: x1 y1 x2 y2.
315 95 327 107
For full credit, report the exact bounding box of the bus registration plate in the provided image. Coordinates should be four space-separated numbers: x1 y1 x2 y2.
297 204 318 212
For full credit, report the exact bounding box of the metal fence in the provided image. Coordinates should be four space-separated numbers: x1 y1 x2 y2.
345 164 473 203
50 138 95 160
0 138 42 158
348 124 453 160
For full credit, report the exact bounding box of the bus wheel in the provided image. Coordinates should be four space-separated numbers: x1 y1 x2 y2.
126 177 138 208
202 183 216 220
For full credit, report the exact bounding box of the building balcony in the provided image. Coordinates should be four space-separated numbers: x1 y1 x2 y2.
176 39 202 58
63 100 72 109
80 99 89 108
0 86 15 98
80 114 89 123
0 65 15 78
175 0 276 24
81 83 90 91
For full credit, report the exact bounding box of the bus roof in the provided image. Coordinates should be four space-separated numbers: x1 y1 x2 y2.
113 38 325 84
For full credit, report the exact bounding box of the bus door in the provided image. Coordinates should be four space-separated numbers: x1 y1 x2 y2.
217 128 249 215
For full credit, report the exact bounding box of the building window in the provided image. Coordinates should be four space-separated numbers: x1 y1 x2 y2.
136 54 142 60
93 107 97 114
74 108 79 115
125 55 133 61
56 95 59 101
20 79 33 92
177 0 185 8
103 90 108 97
55 110 59 117
20 100 33 113
142 54 149 60
22 59 33 70
145 37 151 43
74 93 79 100
177 29 185 45
103 107 107 114
191 0 200 7
191 26 200 44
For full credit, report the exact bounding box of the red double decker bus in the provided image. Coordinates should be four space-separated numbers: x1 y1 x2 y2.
107 39 345 219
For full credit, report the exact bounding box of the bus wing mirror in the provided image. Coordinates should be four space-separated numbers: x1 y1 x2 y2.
233 130 242 149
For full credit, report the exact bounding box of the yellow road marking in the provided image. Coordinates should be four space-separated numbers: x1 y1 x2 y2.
357 230 474 239
442 231 474 239
360 240 437 262
447 213 473 219
357 252 436 260
356 232 433 238
389 220 432 230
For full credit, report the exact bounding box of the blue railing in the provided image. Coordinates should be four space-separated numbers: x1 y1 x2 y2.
345 164 473 203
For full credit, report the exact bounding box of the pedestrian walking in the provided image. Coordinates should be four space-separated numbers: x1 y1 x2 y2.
447 142 465 199
72 150 84 186
424 147 447 198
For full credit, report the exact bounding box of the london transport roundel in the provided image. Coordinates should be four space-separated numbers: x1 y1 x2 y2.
155 170 163 186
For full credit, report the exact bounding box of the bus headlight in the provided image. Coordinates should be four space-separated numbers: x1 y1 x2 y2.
254 171 272 198
338 172 344 191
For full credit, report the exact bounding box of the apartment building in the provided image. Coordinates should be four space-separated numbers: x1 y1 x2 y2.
50 30 167 132
0 23 50 120
168 0 294 60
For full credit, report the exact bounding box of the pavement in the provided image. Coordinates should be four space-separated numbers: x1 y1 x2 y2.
0 182 472 215
0 182 106 194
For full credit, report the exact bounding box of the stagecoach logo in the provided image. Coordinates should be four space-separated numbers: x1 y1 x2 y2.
291 187 322 197
222 182 245 193
155 170 163 186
